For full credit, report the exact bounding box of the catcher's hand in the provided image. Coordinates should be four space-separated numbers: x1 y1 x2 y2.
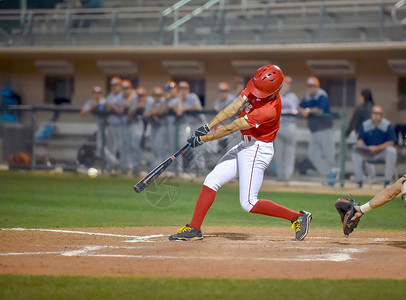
334 197 362 236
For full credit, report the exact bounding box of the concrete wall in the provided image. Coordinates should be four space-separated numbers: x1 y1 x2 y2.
0 43 405 124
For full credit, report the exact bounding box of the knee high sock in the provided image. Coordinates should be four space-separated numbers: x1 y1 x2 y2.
250 199 301 221
189 185 217 230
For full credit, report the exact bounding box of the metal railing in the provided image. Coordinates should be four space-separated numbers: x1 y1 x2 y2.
0 0 405 46
0 105 353 186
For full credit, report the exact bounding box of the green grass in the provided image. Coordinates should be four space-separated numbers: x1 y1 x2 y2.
1 274 406 300
0 171 405 230
1 170 406 299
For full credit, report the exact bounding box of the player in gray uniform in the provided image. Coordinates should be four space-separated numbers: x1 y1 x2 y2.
176 81 204 141
143 86 167 168
274 76 299 181
117 80 136 174
104 76 126 173
212 82 237 155
80 85 119 169
163 81 180 157
213 82 235 112
128 86 151 174
176 81 206 176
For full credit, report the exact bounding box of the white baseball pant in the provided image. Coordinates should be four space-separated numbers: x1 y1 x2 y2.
204 136 274 212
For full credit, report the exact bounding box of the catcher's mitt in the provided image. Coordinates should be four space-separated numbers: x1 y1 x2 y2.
334 197 361 236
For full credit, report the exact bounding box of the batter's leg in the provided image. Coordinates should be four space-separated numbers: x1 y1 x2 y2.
188 144 240 230
237 141 302 220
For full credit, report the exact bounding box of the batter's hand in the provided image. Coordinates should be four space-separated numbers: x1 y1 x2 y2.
187 136 204 148
193 124 210 137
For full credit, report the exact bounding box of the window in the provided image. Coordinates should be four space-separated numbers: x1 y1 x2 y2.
320 78 356 108
398 77 406 110
44 76 74 105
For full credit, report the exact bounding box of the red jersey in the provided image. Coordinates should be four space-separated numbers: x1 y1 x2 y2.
238 87 282 142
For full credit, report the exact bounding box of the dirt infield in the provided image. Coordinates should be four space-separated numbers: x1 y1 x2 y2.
1 226 405 279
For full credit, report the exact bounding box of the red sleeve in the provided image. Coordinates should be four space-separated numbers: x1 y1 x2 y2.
244 101 280 128
240 88 255 102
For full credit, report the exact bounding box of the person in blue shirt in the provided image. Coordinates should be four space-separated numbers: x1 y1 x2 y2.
298 76 335 186
1 87 21 122
352 105 397 188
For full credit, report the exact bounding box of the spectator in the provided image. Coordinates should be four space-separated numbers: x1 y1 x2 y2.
104 76 126 173
80 85 118 169
352 105 397 188
299 76 336 186
274 76 299 181
143 86 167 168
346 88 375 137
128 85 150 174
0 87 21 122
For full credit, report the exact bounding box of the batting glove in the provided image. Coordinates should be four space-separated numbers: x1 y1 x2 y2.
187 136 204 148
193 124 210 137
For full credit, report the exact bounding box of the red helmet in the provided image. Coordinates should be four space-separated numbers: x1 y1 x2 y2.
247 64 284 98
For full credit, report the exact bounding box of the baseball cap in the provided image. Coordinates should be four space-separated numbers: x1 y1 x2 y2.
284 76 293 84
164 81 177 91
218 82 229 92
110 76 122 86
307 76 320 87
152 86 163 96
92 86 102 93
122 80 132 89
178 81 190 89
137 86 147 96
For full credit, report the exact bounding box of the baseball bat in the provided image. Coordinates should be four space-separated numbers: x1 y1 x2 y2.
134 144 190 193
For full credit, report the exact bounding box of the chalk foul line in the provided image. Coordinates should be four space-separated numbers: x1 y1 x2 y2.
1 227 164 242
0 228 374 262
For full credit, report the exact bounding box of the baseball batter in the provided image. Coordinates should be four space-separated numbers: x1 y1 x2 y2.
169 64 313 241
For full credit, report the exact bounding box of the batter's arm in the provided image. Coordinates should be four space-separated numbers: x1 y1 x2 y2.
202 117 251 142
208 96 245 128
